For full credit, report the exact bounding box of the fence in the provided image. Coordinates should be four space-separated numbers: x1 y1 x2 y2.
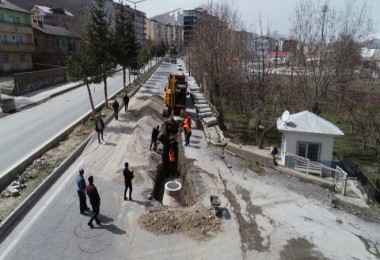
339 158 380 203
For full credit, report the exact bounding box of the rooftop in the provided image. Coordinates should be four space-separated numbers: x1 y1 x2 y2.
276 110 344 136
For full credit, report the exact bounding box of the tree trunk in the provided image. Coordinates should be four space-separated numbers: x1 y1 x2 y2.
123 65 126 90
86 82 96 118
103 75 108 108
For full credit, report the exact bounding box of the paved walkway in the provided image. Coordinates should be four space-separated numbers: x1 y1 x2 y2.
0 81 81 112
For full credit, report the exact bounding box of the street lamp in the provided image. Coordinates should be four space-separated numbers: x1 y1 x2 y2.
124 0 146 10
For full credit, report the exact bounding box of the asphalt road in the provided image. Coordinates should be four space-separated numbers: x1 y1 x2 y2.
0 68 143 178
0 61 180 259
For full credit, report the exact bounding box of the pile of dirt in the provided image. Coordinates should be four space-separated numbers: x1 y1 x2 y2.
138 204 222 240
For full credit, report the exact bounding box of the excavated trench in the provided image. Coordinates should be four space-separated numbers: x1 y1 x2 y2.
152 120 196 206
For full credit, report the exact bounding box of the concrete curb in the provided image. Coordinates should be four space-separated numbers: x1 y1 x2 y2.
0 134 92 241
0 60 163 239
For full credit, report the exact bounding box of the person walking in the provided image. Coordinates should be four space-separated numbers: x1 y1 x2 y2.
86 176 101 228
123 94 129 112
270 145 279 166
113 99 120 120
76 169 89 214
150 125 160 151
123 162 134 201
95 115 105 144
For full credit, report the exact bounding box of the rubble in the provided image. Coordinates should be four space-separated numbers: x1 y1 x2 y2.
139 204 222 240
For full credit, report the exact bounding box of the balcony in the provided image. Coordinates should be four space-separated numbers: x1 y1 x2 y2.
0 41 35 52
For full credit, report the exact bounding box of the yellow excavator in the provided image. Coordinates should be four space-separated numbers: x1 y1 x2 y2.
163 74 187 129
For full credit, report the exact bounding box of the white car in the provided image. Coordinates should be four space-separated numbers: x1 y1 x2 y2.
177 64 183 71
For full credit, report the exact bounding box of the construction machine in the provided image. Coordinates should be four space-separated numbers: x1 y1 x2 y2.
163 74 187 129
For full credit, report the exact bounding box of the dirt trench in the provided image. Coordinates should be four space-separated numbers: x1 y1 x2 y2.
152 120 196 206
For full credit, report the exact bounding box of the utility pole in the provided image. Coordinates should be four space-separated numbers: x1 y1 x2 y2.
316 3 328 113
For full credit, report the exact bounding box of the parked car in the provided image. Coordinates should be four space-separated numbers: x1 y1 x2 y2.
177 64 183 71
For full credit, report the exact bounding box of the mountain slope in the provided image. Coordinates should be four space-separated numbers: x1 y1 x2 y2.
151 8 183 26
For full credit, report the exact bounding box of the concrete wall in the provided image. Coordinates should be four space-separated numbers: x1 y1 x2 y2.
13 67 67 95
225 143 274 167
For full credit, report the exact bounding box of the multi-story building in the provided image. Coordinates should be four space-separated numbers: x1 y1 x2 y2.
31 5 74 29
113 2 146 46
183 8 203 47
32 21 80 66
0 0 34 73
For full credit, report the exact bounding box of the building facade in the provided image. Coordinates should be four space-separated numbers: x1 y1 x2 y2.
183 8 203 47
0 0 34 73
32 21 79 66
31 5 74 29
113 2 146 46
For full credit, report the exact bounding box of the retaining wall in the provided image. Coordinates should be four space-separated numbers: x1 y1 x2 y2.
13 67 67 96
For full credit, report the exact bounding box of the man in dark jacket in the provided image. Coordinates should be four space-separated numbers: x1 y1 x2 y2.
123 162 134 201
113 99 120 120
150 125 159 151
76 169 89 214
123 94 129 112
95 115 105 143
86 176 101 228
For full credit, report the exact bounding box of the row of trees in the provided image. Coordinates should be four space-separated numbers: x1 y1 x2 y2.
66 0 167 117
188 0 379 151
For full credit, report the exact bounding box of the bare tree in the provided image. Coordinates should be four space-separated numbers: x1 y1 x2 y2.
189 0 244 129
289 0 373 114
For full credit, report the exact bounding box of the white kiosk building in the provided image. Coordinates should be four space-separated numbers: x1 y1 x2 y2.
277 111 344 176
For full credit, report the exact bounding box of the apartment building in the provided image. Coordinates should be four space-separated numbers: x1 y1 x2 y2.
31 5 74 29
113 2 146 46
32 21 80 66
0 0 34 73
183 8 203 47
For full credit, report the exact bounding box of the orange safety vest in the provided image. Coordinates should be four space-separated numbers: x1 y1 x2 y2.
184 124 190 134
169 151 175 162
185 116 192 127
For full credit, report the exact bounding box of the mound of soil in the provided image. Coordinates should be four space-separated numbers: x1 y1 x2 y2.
138 204 222 240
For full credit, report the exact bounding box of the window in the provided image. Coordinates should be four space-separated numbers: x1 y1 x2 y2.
0 34 7 43
16 35 23 44
11 16 20 25
20 54 26 63
2 54 9 63
0 14 4 22
34 38 38 46
297 142 320 162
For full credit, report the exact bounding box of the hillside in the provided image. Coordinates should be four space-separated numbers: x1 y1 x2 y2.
152 8 183 26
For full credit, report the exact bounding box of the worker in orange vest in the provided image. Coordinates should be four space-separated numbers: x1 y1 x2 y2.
169 148 176 177
184 114 192 128
184 123 191 146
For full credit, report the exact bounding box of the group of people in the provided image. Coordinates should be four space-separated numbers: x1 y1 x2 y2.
76 161 135 228
94 94 130 144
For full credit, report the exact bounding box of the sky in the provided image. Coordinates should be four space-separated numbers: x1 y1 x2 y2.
121 0 380 35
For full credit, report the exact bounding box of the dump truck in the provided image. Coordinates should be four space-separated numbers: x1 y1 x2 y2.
163 74 187 123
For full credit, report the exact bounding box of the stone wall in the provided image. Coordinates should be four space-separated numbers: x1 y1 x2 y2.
13 67 68 96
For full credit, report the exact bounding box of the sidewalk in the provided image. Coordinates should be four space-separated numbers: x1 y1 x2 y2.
0 81 82 112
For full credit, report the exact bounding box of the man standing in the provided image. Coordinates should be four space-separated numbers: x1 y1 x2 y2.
123 94 129 112
113 99 120 120
76 169 89 214
270 145 279 166
184 124 191 147
150 125 160 151
86 176 101 228
95 115 105 144
123 162 134 201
